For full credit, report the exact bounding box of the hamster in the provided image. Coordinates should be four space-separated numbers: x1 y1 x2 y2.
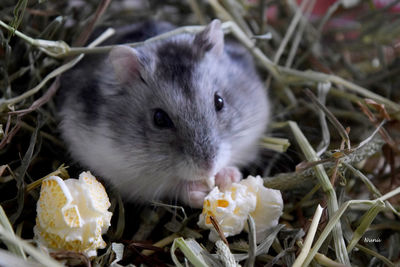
57 20 270 208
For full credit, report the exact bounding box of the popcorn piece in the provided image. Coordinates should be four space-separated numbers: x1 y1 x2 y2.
34 172 112 257
198 183 257 241
198 175 283 242
241 176 284 240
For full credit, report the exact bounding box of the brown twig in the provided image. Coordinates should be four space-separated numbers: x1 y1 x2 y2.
8 77 60 116
124 240 168 267
209 215 229 246
1 77 60 148
124 241 165 253
358 100 398 153
50 251 91 267
73 0 112 46
0 115 21 150
330 127 351 186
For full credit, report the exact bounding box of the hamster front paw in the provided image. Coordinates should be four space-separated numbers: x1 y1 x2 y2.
214 166 242 191
182 181 210 208
181 166 243 208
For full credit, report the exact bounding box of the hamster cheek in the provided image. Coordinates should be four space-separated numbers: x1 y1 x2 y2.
214 166 242 191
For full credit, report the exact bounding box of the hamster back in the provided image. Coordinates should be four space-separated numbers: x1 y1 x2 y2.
58 20 270 207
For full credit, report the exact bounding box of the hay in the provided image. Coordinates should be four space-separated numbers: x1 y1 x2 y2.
1 0 400 266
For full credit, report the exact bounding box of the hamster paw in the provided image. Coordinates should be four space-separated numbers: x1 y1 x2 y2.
181 167 243 208
182 182 210 208
215 166 242 191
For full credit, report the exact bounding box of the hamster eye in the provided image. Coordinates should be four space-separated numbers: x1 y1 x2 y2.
153 109 174 129
214 93 224 111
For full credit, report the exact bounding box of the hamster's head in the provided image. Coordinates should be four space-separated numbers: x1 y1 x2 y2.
99 20 269 203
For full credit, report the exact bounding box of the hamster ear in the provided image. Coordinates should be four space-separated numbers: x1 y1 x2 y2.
109 45 141 84
194 19 224 56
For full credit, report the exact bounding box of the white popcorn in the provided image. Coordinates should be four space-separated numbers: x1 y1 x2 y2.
198 176 283 242
34 171 112 257
241 176 284 240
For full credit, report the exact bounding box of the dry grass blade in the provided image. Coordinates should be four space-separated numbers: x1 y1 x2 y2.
303 186 400 266
354 244 395 267
285 120 349 265
8 77 60 116
0 27 115 111
0 249 41 267
170 237 209 267
305 88 350 149
358 101 398 152
0 224 63 267
273 0 310 64
72 0 112 46
343 162 400 217
9 115 43 223
278 67 400 113
141 233 179 256
346 201 385 253
26 164 69 192
0 206 25 259
8 0 28 37
264 131 385 190
244 215 256 267
215 240 238 267
292 204 323 267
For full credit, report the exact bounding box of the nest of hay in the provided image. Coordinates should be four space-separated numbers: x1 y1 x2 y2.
0 0 399 266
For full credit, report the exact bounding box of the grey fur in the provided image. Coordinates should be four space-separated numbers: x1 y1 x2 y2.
57 20 270 205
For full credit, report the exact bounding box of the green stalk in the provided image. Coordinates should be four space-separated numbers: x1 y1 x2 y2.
170 237 208 267
0 27 115 111
0 224 63 267
346 201 385 253
343 162 399 216
303 186 400 266
355 244 394 267
261 136 291 152
278 67 400 114
286 120 350 265
293 205 323 267
0 206 25 259
0 20 70 58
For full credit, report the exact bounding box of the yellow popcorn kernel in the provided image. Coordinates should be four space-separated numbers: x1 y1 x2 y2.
205 211 215 225
217 199 229 208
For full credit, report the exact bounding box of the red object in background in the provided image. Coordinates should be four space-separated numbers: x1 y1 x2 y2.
296 0 400 16
297 0 337 15
260 0 400 35
293 0 400 40
374 0 400 11
265 5 278 22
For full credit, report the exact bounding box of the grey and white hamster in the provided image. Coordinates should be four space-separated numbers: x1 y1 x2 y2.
57 20 269 208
